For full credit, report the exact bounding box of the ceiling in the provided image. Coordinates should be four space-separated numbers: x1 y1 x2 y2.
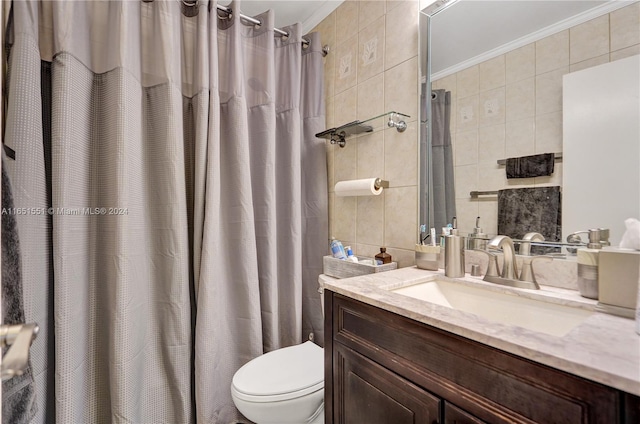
428 0 630 77
219 0 343 34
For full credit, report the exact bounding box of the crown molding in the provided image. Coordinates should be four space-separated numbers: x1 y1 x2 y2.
432 1 635 81
302 0 343 34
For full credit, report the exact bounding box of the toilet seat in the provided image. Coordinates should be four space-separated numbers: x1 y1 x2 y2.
231 341 324 403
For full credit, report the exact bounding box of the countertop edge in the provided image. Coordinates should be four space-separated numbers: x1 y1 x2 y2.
320 267 640 397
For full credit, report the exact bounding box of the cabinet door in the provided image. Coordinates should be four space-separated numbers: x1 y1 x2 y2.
334 344 441 424
444 402 486 424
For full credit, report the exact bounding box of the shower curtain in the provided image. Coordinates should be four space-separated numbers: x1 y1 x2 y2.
3 0 327 422
429 89 456 232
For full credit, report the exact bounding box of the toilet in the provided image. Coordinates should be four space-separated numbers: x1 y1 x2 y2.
230 274 335 424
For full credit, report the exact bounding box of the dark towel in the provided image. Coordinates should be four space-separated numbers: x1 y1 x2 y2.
498 186 561 254
505 153 555 179
2 157 38 424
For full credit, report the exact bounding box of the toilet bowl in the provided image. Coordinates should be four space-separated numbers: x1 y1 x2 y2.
231 341 324 424
231 274 336 424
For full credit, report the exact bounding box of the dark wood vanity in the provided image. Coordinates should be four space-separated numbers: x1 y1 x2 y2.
324 290 640 424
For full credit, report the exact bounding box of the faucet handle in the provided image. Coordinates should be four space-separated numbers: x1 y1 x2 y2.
519 256 553 287
472 249 500 278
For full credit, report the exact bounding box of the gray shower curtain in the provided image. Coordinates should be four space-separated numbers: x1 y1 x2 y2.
4 0 326 422
429 89 456 232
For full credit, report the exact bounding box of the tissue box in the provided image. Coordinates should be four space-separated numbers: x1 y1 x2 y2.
322 255 397 279
597 248 640 318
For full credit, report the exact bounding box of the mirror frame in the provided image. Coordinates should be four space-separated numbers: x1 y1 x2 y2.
418 0 459 233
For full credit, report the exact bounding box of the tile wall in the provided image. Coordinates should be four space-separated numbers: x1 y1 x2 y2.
312 0 421 267
314 1 639 267
432 2 640 237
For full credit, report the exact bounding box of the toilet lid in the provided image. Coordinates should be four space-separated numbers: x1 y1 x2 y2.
232 341 324 402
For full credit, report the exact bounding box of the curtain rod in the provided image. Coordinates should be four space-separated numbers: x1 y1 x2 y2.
216 3 328 56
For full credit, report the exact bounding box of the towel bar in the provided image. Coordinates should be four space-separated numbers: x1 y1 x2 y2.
470 190 498 199
497 152 562 166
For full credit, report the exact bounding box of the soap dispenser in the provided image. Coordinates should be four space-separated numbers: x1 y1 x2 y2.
444 217 465 278
468 216 487 250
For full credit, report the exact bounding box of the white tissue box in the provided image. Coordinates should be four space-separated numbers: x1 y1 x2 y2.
597 248 640 318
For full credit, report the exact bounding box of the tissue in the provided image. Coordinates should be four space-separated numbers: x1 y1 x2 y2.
620 218 640 250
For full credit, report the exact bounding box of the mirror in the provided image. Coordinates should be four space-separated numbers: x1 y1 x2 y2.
419 0 640 248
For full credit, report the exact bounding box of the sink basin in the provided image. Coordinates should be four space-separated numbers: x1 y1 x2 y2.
391 278 594 337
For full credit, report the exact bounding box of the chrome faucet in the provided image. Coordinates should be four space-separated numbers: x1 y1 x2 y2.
488 235 518 280
519 232 544 256
481 235 541 290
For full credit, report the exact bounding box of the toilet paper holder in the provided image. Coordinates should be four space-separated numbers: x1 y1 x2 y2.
335 178 389 197
374 178 389 189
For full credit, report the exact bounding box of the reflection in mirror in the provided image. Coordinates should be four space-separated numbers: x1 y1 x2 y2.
419 0 640 249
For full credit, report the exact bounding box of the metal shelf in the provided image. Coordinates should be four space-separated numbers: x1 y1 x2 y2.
316 111 410 147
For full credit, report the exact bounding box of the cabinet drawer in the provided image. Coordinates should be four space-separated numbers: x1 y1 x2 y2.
331 293 620 423
444 402 487 424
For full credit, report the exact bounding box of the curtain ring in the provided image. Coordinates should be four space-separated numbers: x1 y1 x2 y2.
181 0 199 17
217 7 232 20
254 18 262 30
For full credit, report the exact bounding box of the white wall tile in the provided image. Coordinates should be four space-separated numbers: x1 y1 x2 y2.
456 65 479 98
357 193 385 246
506 77 535 122
358 16 386 82
477 200 498 236
478 87 505 128
535 111 563 154
384 186 418 249
569 54 609 73
456 95 478 131
336 0 359 45
385 0 419 70
357 131 385 179
454 164 478 199
505 118 535 157
478 124 505 164
506 43 535 84
334 85 357 124
570 15 609 64
454 129 478 166
536 30 569 75
334 135 357 183
334 195 356 242
535 67 568 115
335 35 358 94
611 44 640 62
357 73 384 121
479 55 505 92
359 0 386 29
384 57 418 119
455 198 479 234
384 123 418 187
610 2 640 52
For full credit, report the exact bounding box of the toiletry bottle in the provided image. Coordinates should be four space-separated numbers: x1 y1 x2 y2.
375 247 392 264
330 239 346 260
444 218 465 278
345 246 358 263
469 216 487 250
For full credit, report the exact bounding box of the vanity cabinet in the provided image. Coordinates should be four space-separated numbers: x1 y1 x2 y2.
324 290 640 424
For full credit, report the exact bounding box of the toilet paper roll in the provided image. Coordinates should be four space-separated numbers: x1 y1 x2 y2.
335 178 383 196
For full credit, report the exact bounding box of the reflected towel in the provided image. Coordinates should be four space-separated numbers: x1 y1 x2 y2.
2 155 37 424
505 153 555 179
498 187 561 254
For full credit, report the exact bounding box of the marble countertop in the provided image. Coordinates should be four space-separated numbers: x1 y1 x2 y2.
320 266 640 396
